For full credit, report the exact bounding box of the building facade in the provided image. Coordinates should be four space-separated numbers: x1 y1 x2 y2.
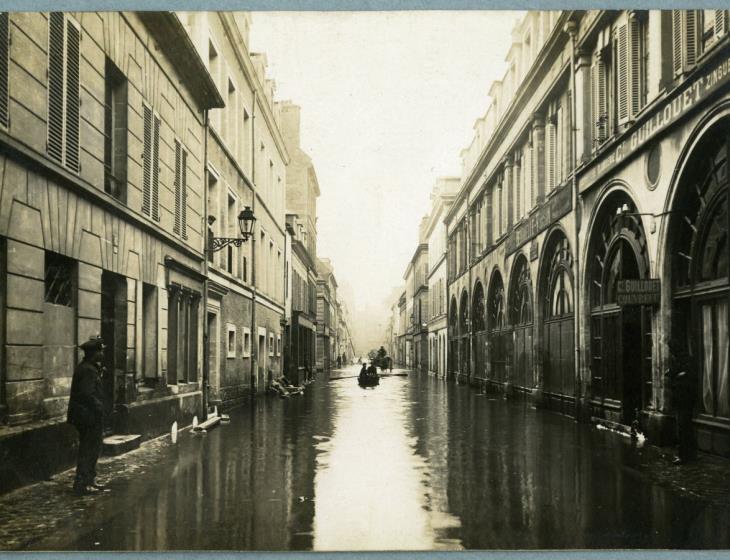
425 178 460 377
181 12 288 407
280 101 319 385
442 9 730 457
0 11 222 493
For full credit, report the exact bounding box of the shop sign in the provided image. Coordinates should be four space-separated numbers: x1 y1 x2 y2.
579 51 730 193
616 279 660 306
506 185 572 255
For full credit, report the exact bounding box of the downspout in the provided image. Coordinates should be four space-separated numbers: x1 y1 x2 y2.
250 89 258 395
565 19 582 422
202 108 210 418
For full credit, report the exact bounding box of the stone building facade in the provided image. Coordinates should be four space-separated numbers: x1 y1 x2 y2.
0 11 222 493
443 9 730 457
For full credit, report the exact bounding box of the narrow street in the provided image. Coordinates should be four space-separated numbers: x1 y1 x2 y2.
2 366 729 551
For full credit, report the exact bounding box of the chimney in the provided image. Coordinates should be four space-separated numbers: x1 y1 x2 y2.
280 101 301 151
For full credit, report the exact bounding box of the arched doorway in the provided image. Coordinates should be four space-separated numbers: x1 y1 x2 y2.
448 296 458 379
472 281 486 379
668 121 729 454
509 256 533 391
588 191 652 425
540 231 575 411
488 271 509 384
459 290 470 379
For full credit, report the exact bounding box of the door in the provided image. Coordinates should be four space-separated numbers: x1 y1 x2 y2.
101 271 127 434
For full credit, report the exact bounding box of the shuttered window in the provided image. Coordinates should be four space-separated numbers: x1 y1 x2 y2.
672 10 701 77
142 103 160 221
616 24 629 125
0 13 9 129
715 10 728 38
545 120 556 190
47 13 80 172
628 13 649 118
591 55 608 147
173 139 188 239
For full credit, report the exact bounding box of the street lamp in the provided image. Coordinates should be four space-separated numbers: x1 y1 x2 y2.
208 206 256 252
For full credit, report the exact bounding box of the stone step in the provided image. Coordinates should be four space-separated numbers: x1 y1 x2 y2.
102 434 142 456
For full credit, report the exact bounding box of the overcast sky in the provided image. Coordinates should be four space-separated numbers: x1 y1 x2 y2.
250 11 522 350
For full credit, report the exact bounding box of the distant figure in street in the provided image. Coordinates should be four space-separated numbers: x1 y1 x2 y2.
336 355 342 369
359 363 368 382
67 336 107 495
667 342 697 464
387 356 393 373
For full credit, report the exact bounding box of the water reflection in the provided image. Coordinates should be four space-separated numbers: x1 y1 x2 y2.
50 366 730 551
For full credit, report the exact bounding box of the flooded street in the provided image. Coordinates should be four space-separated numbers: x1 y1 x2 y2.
42 365 730 551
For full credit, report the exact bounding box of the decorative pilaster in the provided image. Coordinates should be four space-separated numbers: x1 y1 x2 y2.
531 112 546 204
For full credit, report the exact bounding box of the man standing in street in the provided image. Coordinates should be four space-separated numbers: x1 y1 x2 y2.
67 336 107 495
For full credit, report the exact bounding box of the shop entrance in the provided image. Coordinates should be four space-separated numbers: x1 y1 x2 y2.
588 195 652 426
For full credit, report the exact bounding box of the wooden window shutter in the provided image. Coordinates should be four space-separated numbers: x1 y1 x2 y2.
628 16 642 118
64 19 80 172
151 114 160 221
173 139 181 234
142 104 152 217
672 10 683 76
47 12 65 165
181 147 187 238
591 61 606 147
617 24 629 125
715 10 728 38
685 10 698 68
546 121 556 190
0 13 8 129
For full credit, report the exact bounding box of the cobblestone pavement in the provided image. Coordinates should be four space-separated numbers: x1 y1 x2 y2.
0 432 176 550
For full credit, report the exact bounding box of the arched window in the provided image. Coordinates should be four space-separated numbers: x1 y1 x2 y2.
489 277 505 331
488 272 509 383
670 124 728 424
472 282 485 332
510 257 533 326
459 290 469 333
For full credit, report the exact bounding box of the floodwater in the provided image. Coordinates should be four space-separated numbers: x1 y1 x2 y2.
60 365 730 550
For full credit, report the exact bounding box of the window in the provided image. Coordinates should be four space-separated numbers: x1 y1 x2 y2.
242 327 251 358
276 334 281 357
269 333 274 357
104 58 127 202
167 287 199 384
0 12 9 129
629 12 649 117
47 13 80 172
207 170 219 264
45 251 74 306
227 193 236 274
142 103 160 221
174 140 188 238
591 46 611 147
227 324 236 358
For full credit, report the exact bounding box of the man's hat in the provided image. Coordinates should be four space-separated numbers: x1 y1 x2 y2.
80 335 105 353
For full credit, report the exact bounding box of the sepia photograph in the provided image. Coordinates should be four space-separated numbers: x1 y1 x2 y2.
0 4 728 553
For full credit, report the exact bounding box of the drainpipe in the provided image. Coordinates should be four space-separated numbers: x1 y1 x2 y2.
564 18 582 422
250 89 258 395
202 108 210 419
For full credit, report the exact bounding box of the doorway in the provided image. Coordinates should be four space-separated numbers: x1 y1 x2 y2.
101 270 127 434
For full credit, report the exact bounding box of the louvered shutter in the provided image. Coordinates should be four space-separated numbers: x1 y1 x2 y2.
47 12 65 164
685 10 698 68
596 59 607 143
0 13 9 129
715 10 728 37
181 147 187 238
546 121 556 190
142 104 152 217
556 107 563 184
672 11 683 76
152 114 160 221
629 16 641 118
173 140 181 234
617 24 629 125
64 19 80 172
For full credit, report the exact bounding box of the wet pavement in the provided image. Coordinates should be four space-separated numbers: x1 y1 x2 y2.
1 365 730 551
